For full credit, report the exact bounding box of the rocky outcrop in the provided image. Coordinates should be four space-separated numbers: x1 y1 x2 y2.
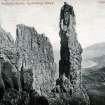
0 3 90 105
0 26 14 51
0 24 56 101
59 2 82 94
0 26 20 100
0 24 56 104
15 24 56 95
50 2 90 105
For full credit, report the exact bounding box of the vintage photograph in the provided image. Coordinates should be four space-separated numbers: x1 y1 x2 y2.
0 0 105 105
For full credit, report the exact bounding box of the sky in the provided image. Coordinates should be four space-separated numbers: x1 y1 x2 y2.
0 0 105 56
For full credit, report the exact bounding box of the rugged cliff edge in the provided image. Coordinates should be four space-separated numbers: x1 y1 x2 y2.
0 24 56 105
15 24 56 95
0 26 20 100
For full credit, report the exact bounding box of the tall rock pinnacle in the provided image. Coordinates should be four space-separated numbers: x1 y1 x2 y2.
59 2 82 92
51 2 90 105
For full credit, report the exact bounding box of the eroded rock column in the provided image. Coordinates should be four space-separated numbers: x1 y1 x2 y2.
54 2 90 105
58 2 82 93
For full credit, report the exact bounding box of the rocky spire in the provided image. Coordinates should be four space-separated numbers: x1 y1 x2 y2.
59 1 82 92
52 2 90 105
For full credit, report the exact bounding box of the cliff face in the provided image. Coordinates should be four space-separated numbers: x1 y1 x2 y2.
15 24 56 95
0 26 20 100
0 24 56 101
0 26 14 51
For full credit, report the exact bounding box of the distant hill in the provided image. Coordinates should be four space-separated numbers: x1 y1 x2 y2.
82 43 105 105
82 42 105 60
82 42 105 69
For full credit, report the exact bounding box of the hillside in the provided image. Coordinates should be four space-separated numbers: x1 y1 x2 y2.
82 42 105 105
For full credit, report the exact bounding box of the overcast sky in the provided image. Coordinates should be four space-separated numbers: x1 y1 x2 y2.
0 0 105 51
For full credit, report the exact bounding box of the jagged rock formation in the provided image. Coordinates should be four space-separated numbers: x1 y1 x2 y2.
0 26 14 50
50 2 90 105
15 24 56 95
59 2 82 94
0 3 90 105
0 24 56 102
0 26 20 100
